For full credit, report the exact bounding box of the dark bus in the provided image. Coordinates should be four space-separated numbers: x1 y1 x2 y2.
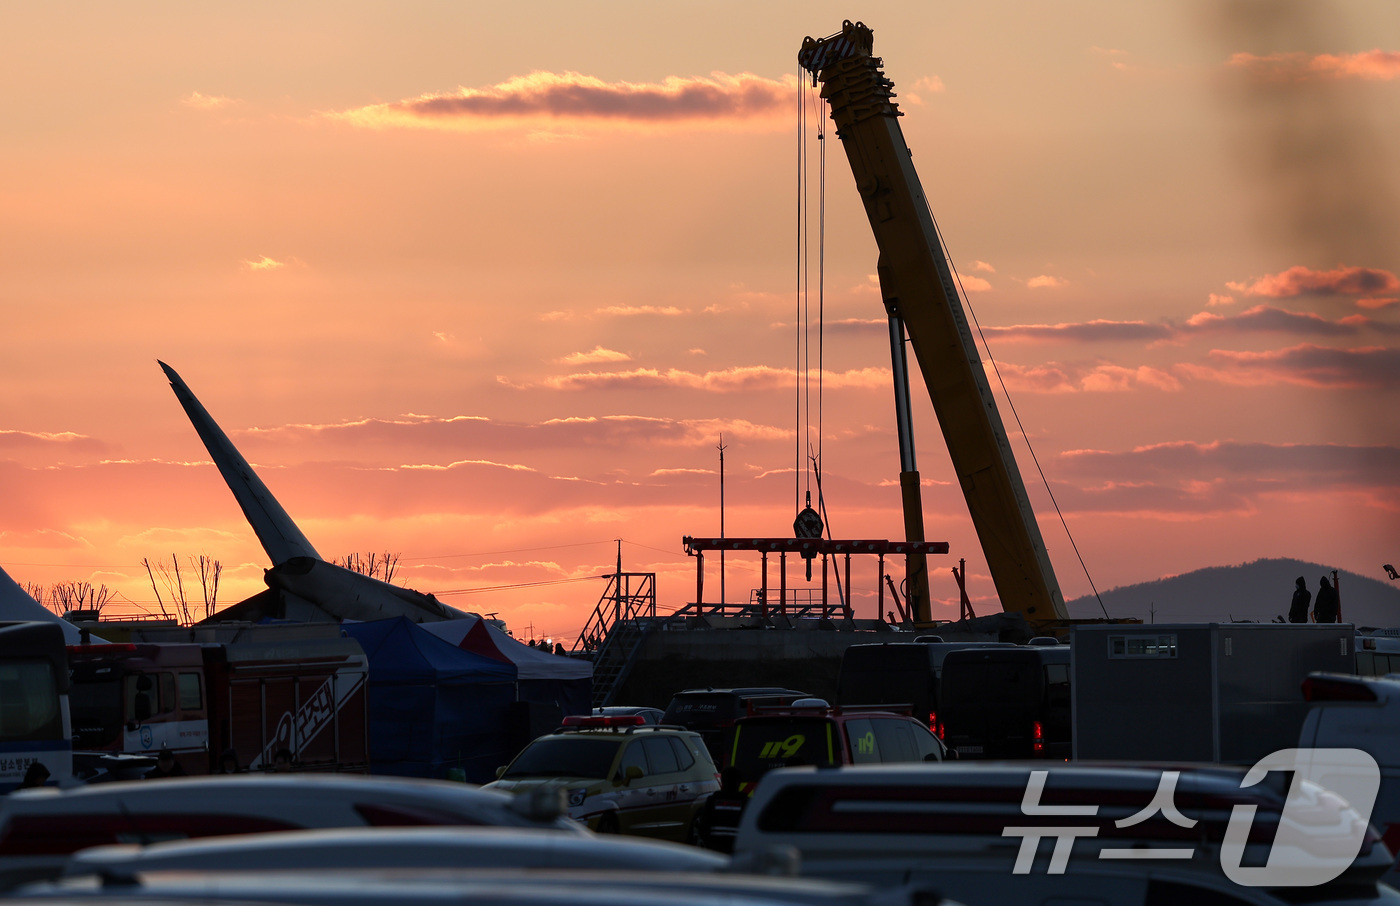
939 645 1071 759
836 641 1015 737
0 622 71 790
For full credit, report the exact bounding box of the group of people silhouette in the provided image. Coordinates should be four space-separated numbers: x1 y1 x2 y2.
1288 575 1340 623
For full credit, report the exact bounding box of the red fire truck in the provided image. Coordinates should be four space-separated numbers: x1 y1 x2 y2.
67 636 368 774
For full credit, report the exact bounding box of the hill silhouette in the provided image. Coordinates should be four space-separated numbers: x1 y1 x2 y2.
1065 558 1400 627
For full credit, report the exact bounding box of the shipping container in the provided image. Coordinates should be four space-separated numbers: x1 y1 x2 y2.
1071 623 1354 764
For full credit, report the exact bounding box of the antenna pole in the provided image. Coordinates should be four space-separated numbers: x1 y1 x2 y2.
717 435 728 606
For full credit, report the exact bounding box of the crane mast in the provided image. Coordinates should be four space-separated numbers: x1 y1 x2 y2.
799 21 1069 628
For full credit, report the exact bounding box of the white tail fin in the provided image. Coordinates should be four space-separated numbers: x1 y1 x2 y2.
159 361 320 566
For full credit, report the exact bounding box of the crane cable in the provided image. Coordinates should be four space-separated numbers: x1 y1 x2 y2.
924 210 1109 620
800 64 812 515
796 76 848 610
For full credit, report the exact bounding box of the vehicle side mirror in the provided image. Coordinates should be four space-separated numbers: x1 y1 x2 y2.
945 747 959 760
496 765 507 779
622 765 644 786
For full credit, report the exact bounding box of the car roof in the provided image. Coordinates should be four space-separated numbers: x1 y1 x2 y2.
737 709 915 723
746 762 1292 807
0 774 570 828
34 869 891 906
65 827 728 878
669 688 807 698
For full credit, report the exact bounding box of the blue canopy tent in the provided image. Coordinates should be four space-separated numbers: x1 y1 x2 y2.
344 617 517 783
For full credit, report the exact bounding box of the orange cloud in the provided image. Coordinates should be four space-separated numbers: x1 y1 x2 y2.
1026 275 1068 288
330 71 795 132
543 365 889 393
1358 297 1399 310
595 305 686 317
970 260 996 273
244 255 285 271
960 275 992 292
1227 265 1400 298
1229 50 1400 82
560 347 631 365
182 91 236 109
1207 293 1234 307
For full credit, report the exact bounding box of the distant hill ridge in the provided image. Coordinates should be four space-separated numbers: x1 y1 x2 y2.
1065 558 1400 628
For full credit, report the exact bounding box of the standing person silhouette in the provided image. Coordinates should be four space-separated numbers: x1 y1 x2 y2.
1314 576 1340 623
1288 576 1312 624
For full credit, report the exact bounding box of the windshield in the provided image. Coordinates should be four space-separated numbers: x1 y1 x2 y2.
0 659 62 742
731 718 836 782
69 677 124 747
503 737 621 780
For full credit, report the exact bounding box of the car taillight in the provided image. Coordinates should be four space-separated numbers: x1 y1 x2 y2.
935 721 944 740
928 711 936 731
1032 720 1044 756
1301 676 1377 702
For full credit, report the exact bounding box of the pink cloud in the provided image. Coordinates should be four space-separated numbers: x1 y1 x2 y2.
960 275 992 292
1207 293 1234 307
970 260 996 273
1180 344 1400 389
1026 275 1068 289
1226 265 1400 298
332 71 795 132
983 320 1170 343
1358 297 1399 310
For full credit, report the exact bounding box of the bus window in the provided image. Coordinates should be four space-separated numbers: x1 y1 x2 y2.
0 660 62 741
157 672 176 714
178 673 203 711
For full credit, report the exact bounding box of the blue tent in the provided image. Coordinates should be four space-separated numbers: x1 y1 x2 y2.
344 617 517 783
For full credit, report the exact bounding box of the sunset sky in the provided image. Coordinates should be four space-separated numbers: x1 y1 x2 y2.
3 1 1397 641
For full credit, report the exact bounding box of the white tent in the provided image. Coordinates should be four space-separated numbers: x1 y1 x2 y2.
0 564 85 644
419 617 592 680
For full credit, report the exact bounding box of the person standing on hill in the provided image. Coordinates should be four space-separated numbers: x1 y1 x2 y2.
1288 576 1312 623
1314 576 1340 623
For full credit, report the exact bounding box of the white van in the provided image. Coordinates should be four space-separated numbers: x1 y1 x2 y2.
732 763 1397 906
1300 672 1400 879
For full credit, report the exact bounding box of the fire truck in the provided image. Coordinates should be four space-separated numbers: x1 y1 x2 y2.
66 635 368 774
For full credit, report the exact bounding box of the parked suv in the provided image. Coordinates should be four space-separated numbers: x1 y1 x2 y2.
729 700 946 792
484 714 719 842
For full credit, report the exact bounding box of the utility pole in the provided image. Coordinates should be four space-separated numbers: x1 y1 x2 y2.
717 435 727 607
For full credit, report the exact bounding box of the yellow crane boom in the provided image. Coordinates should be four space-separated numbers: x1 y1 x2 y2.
799 21 1069 628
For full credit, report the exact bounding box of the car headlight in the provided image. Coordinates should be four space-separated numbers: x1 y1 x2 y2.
567 787 588 808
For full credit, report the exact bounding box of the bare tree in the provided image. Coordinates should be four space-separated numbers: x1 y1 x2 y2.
50 581 113 616
334 551 401 585
143 553 223 625
22 582 63 616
